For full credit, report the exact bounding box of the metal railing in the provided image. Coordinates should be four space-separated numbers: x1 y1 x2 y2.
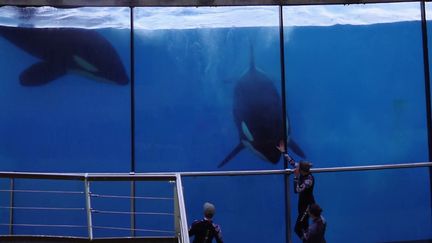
0 172 190 243
0 161 431 241
180 161 432 177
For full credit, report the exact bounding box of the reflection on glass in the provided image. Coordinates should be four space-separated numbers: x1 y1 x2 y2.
0 7 131 172
135 7 283 172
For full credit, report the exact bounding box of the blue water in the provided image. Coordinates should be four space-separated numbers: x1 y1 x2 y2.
0 11 431 243
285 22 431 242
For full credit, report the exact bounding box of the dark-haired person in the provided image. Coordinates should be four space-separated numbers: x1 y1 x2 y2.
277 142 316 240
303 203 326 243
293 160 315 240
189 202 223 243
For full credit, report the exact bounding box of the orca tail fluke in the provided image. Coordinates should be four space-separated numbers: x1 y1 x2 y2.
288 139 306 158
218 143 245 168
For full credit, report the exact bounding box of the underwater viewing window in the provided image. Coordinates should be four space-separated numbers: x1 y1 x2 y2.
283 3 431 242
0 1 431 243
134 6 283 172
283 2 427 167
0 6 132 172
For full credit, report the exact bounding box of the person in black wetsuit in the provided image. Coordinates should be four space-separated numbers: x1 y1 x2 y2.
293 160 315 240
189 202 223 243
277 142 315 241
303 203 326 243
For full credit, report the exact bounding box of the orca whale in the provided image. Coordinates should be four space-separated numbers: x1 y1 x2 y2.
0 25 129 86
218 51 304 168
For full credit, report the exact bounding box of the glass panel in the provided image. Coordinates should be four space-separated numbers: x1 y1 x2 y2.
0 179 10 235
135 181 175 237
289 168 431 243
183 175 285 243
135 7 286 242
12 179 86 237
91 181 175 238
134 6 283 172
284 3 431 242
283 3 427 167
91 181 132 238
0 6 131 172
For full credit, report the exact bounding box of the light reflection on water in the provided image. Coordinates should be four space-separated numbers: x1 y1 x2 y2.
0 3 423 30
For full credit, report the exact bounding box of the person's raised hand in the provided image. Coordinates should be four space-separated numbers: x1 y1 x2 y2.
276 140 286 153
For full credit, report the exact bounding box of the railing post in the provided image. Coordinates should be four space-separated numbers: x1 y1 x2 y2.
174 182 180 238
84 174 93 240
175 174 190 243
8 178 14 235
130 180 136 237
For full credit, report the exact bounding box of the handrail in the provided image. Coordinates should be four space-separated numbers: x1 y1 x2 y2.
0 162 431 241
0 172 177 180
85 173 177 181
0 172 85 180
0 0 422 7
180 161 432 176
84 174 93 240
0 162 431 179
311 161 432 173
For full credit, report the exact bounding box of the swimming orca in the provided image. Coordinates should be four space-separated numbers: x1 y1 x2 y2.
218 50 304 168
0 25 129 86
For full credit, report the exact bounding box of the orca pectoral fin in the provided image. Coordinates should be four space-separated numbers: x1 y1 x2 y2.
218 143 245 168
288 139 306 158
20 62 66 86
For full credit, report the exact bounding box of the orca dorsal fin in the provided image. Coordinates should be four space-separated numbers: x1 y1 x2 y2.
218 143 245 168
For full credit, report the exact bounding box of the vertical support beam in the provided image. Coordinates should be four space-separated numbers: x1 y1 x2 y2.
8 178 14 235
130 180 136 237
278 5 292 243
175 174 190 243
84 175 93 240
174 182 180 237
420 0 432 220
129 6 137 237
129 6 136 174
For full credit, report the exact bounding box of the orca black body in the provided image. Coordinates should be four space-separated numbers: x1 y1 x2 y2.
0 26 129 86
219 52 304 167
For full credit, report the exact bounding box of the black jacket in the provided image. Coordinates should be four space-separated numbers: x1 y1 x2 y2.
189 218 223 243
303 216 326 243
294 173 315 211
